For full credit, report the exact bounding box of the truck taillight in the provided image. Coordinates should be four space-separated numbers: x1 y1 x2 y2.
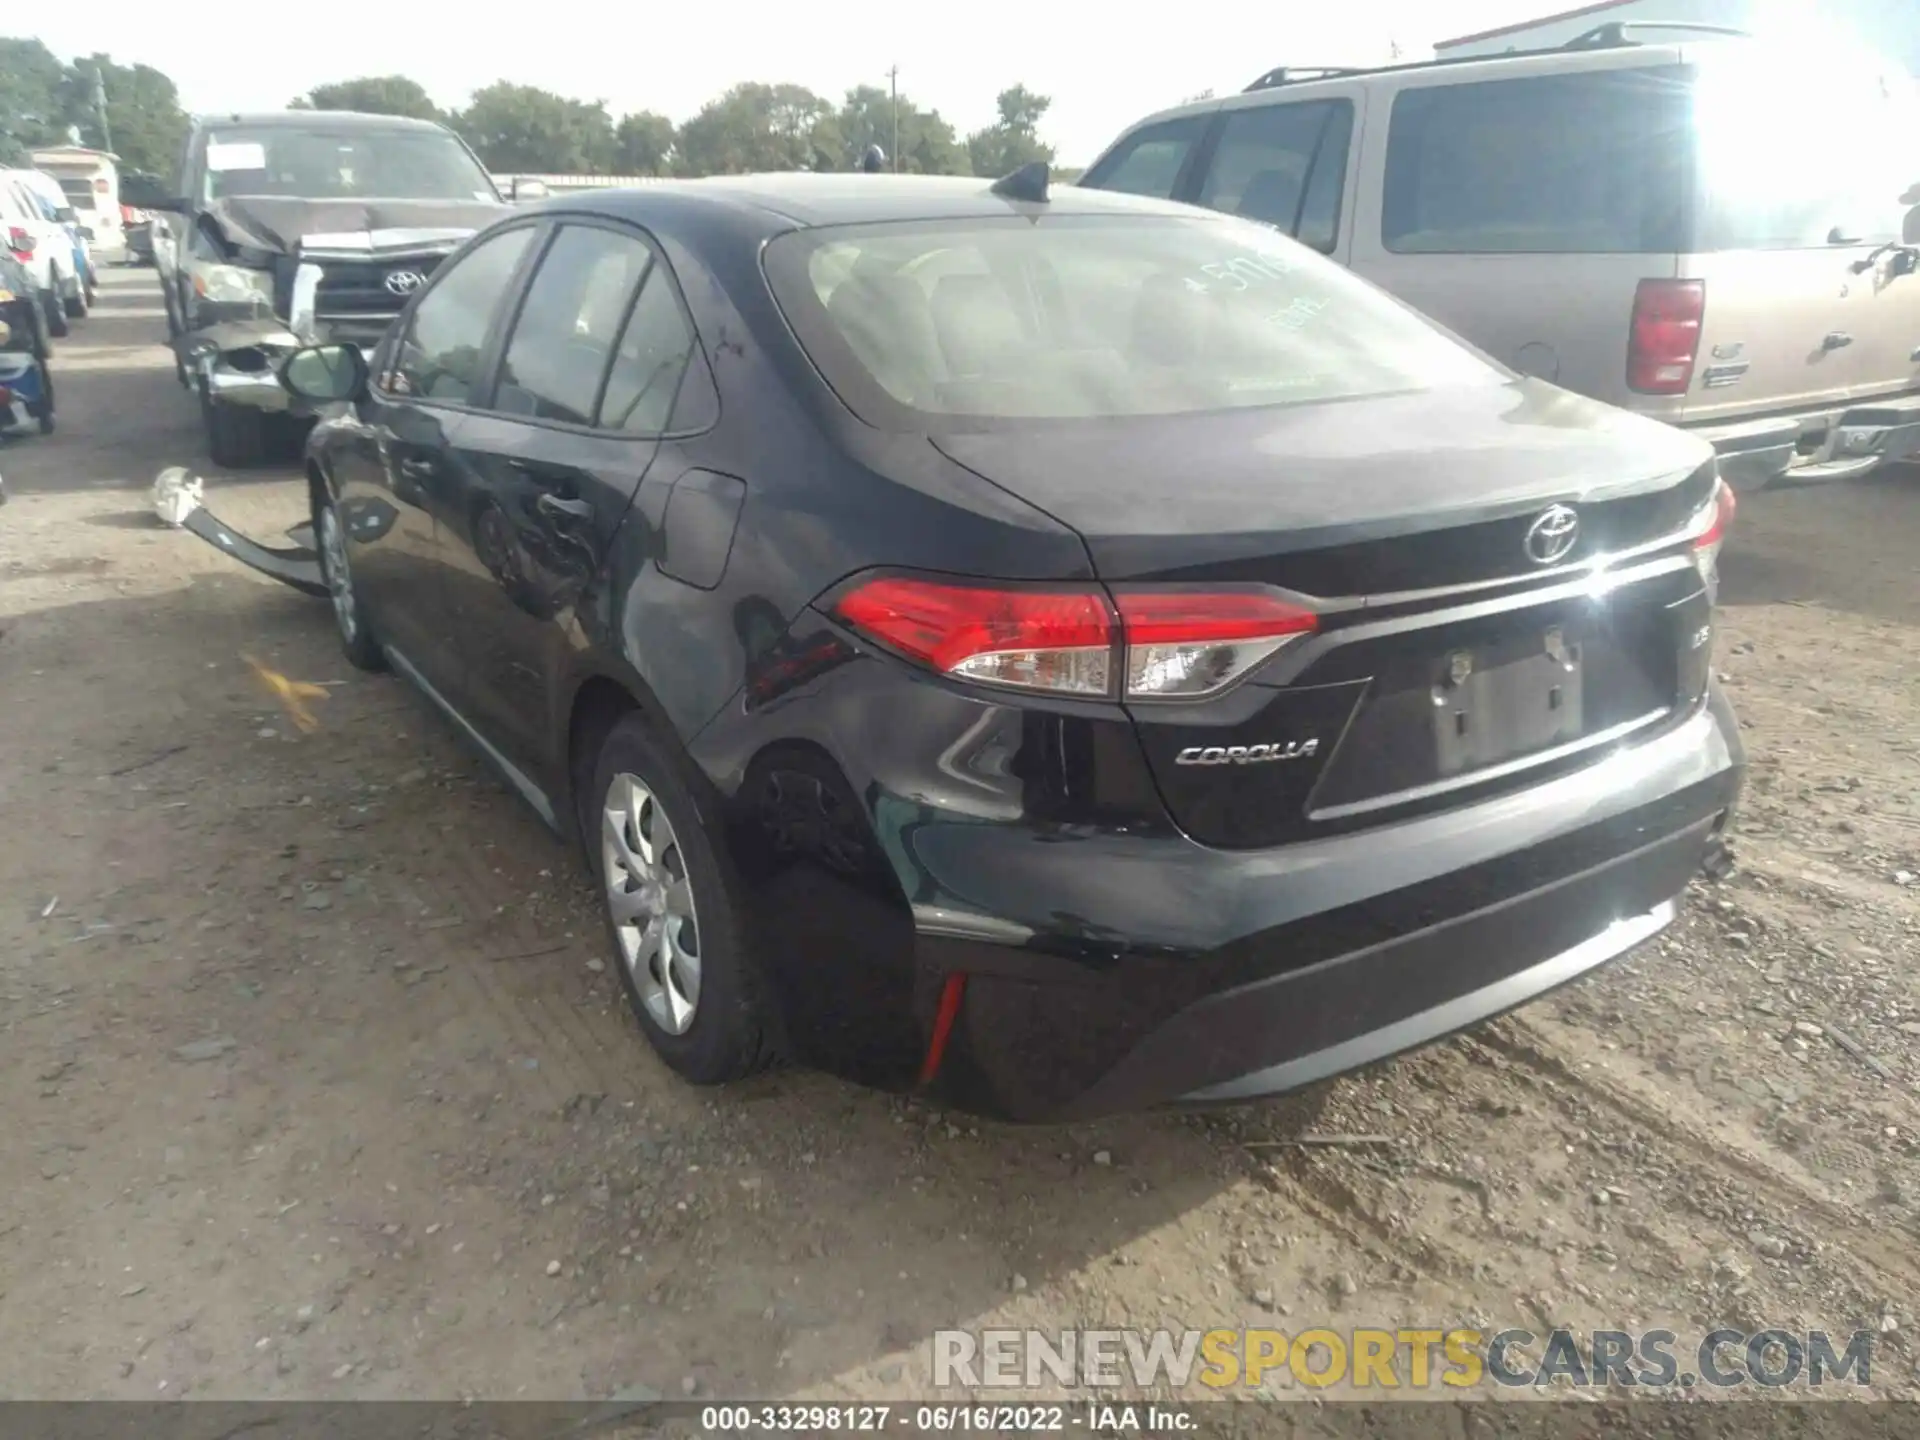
1628 279 1705 396
830 576 1318 701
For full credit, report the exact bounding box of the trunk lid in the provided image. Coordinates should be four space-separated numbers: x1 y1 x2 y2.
932 379 1710 586
935 379 1719 847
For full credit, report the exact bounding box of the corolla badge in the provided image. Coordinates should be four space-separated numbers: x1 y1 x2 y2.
384 269 426 296
1524 504 1580 565
1174 739 1319 766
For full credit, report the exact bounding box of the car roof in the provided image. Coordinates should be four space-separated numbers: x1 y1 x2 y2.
191 111 456 134
548 172 1203 230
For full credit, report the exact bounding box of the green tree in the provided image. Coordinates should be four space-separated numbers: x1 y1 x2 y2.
296 76 443 121
836 85 965 174
674 82 839 176
0 38 73 163
613 111 675 175
455 82 616 172
966 84 1055 178
58 55 189 178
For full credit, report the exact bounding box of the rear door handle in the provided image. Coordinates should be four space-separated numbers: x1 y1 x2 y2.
536 492 594 521
397 457 435 479
1823 332 1855 350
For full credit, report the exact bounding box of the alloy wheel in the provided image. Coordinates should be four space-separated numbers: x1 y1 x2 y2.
602 772 703 1035
319 506 357 644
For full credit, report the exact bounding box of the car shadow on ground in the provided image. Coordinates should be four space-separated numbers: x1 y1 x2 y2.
0 565 1358 1400
1718 468 1920 627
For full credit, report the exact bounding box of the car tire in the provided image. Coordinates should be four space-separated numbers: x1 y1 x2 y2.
40 289 68 339
35 363 54 435
63 285 88 320
165 286 190 388
588 713 782 1085
199 378 266 468
313 491 385 672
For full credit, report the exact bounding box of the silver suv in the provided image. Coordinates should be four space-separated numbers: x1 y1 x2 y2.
1080 25 1920 490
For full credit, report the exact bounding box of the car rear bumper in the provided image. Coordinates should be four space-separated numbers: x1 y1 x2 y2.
912 689 1743 1122
1691 392 1920 491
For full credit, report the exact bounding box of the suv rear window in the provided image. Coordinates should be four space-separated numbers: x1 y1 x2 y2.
1383 67 1690 255
764 214 1497 428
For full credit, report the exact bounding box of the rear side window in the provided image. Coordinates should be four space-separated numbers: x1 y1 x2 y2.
1693 57 1913 250
1382 68 1690 254
1081 116 1209 199
1197 100 1353 253
494 224 653 426
598 267 698 434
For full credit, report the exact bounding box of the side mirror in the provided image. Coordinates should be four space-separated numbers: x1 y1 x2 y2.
511 178 549 203
280 343 369 403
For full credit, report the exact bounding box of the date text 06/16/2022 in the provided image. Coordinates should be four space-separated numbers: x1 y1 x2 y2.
698 1404 1196 1433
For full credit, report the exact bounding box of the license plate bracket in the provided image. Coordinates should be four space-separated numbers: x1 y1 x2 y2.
1431 626 1584 778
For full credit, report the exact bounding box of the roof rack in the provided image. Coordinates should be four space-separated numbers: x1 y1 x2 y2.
1235 21 1752 97
1562 20 1752 49
1243 66 1361 93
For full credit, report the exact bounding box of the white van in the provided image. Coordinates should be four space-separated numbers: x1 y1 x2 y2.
30 146 124 264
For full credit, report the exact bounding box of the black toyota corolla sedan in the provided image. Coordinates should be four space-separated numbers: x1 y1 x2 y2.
279 170 1744 1122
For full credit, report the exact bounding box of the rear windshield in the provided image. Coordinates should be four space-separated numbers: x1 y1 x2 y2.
1383 67 1692 255
764 214 1497 426
200 128 497 204
54 178 97 210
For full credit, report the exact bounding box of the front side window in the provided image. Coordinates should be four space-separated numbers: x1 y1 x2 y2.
766 214 1497 426
1081 115 1210 200
388 226 533 405
494 224 654 426
1382 68 1690 255
201 127 499 204
1197 100 1353 252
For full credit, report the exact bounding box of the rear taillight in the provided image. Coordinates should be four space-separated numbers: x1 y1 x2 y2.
833 577 1114 696
1690 475 1736 592
830 575 1318 701
1113 590 1318 698
1628 279 1705 395
7 226 34 259
93 178 109 194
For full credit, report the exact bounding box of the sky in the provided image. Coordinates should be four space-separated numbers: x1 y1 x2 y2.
21 0 1575 164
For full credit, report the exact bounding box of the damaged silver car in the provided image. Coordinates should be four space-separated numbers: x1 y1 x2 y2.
150 111 531 467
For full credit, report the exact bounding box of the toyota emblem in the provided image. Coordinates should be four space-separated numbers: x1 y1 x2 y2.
384 269 426 297
1523 504 1580 565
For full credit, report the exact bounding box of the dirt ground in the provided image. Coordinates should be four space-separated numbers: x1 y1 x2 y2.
1 270 1917 1408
